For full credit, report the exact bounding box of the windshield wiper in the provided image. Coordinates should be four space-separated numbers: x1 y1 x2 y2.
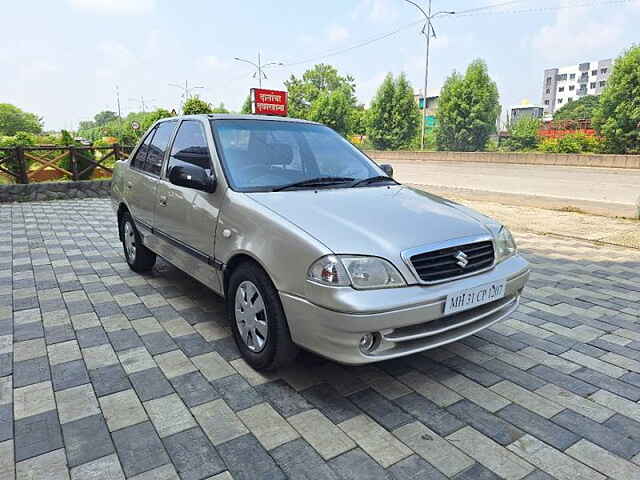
350 175 399 188
273 176 355 192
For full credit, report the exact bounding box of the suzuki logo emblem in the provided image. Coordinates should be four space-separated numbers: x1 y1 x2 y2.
455 251 469 268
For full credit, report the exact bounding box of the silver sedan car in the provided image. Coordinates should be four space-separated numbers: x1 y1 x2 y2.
111 114 529 370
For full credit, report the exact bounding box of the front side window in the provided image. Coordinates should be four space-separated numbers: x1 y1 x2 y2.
211 120 383 192
131 127 156 170
146 121 177 175
166 120 212 176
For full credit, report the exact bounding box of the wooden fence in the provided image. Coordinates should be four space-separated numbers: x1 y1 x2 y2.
0 145 134 184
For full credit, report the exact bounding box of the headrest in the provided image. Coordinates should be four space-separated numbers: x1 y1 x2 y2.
263 143 293 166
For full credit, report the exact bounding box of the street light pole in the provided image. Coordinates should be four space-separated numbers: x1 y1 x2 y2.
234 52 284 88
168 80 205 109
403 0 455 150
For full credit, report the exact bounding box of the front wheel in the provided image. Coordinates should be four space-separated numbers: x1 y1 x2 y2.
227 262 298 371
120 213 156 273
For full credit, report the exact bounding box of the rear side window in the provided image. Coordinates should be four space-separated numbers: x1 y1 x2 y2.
131 127 155 170
166 121 212 174
145 121 177 175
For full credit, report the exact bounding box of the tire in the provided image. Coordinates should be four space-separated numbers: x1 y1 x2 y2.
227 262 298 371
120 212 156 273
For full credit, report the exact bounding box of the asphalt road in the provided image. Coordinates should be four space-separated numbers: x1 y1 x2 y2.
390 160 640 214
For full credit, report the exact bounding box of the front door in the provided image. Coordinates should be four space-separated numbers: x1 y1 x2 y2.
154 119 223 292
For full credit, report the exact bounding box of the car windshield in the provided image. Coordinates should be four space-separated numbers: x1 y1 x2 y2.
210 119 385 192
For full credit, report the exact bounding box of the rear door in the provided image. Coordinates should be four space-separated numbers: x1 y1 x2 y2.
125 126 157 230
126 120 178 232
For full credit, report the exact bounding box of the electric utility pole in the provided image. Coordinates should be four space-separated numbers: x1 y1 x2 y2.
115 85 122 119
403 0 455 150
169 80 205 108
234 52 284 88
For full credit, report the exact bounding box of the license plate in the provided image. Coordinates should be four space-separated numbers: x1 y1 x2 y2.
444 280 506 315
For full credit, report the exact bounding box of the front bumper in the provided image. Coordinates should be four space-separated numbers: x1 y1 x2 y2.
280 254 529 364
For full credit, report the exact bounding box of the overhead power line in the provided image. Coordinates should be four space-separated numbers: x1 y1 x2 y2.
267 0 635 71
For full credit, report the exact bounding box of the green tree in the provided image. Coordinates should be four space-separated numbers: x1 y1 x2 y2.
553 95 599 121
436 59 500 151
307 89 353 135
241 95 252 114
211 102 229 114
285 64 357 127
182 96 213 115
0 104 43 136
593 45 640 153
504 116 541 151
349 105 368 136
94 111 119 127
367 73 421 150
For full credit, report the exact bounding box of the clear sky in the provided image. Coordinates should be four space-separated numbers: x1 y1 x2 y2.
2 0 639 131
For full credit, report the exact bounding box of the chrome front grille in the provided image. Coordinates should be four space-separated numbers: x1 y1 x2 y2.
408 239 495 283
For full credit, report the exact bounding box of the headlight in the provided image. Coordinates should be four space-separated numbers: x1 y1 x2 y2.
494 226 517 262
308 255 406 289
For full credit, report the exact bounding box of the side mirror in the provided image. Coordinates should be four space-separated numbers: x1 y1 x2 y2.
380 164 394 178
168 164 216 193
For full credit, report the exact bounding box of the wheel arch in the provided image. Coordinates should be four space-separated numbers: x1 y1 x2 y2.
116 203 131 242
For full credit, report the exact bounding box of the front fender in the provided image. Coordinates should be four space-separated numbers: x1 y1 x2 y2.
215 190 332 297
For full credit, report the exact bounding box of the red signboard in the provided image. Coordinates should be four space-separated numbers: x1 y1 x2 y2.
251 88 288 116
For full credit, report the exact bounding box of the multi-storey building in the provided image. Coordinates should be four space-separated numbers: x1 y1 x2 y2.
542 59 612 118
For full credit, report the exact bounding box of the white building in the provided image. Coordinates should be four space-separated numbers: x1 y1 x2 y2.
510 101 544 126
542 59 612 118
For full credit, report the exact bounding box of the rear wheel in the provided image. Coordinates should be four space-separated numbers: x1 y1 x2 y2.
120 212 156 272
227 262 298 371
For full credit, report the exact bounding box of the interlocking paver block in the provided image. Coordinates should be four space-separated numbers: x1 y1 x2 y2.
163 427 226 480
155 350 197 379
507 434 605 480
171 371 219 408
446 426 535 480
328 448 389 480
70 453 124 480
99 389 148 432
399 369 462 407
0 440 14 479
55 383 99 424
144 393 196 438
338 414 411 468
192 351 235 381
117 346 155 374
271 438 342 480
82 343 118 370
47 340 81 366
535 384 614 422
14 410 63 462
216 434 285 480
192 398 248 446
394 421 474 477
489 381 564 418
128 464 179 480
13 338 46 362
62 414 114 467
112 421 170 478
237 402 299 451
14 381 55 420
15 448 69 480
288 408 355 460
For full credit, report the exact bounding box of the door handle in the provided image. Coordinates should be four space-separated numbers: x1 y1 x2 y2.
126 181 132 189
159 195 167 206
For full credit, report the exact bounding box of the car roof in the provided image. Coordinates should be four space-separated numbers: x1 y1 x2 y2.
161 114 319 125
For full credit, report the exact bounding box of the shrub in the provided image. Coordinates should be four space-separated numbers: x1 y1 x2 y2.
0 132 36 179
503 116 541 152
538 133 602 154
58 130 96 180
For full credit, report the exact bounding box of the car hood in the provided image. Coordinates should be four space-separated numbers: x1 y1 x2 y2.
247 185 495 258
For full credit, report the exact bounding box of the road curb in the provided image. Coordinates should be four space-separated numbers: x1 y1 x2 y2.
408 183 640 220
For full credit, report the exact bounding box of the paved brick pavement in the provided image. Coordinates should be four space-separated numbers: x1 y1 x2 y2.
1 198 640 480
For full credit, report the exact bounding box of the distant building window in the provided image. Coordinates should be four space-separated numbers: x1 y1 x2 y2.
592 70 597 76
569 85 575 91
599 81 606 87
546 88 550 94
557 98 563 103
556 74 567 81
559 87 564 92
546 77 552 84
590 82 596 89
600 67 608 74
579 62 590 70
567 98 573 103
569 73 576 80
544 100 550 105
